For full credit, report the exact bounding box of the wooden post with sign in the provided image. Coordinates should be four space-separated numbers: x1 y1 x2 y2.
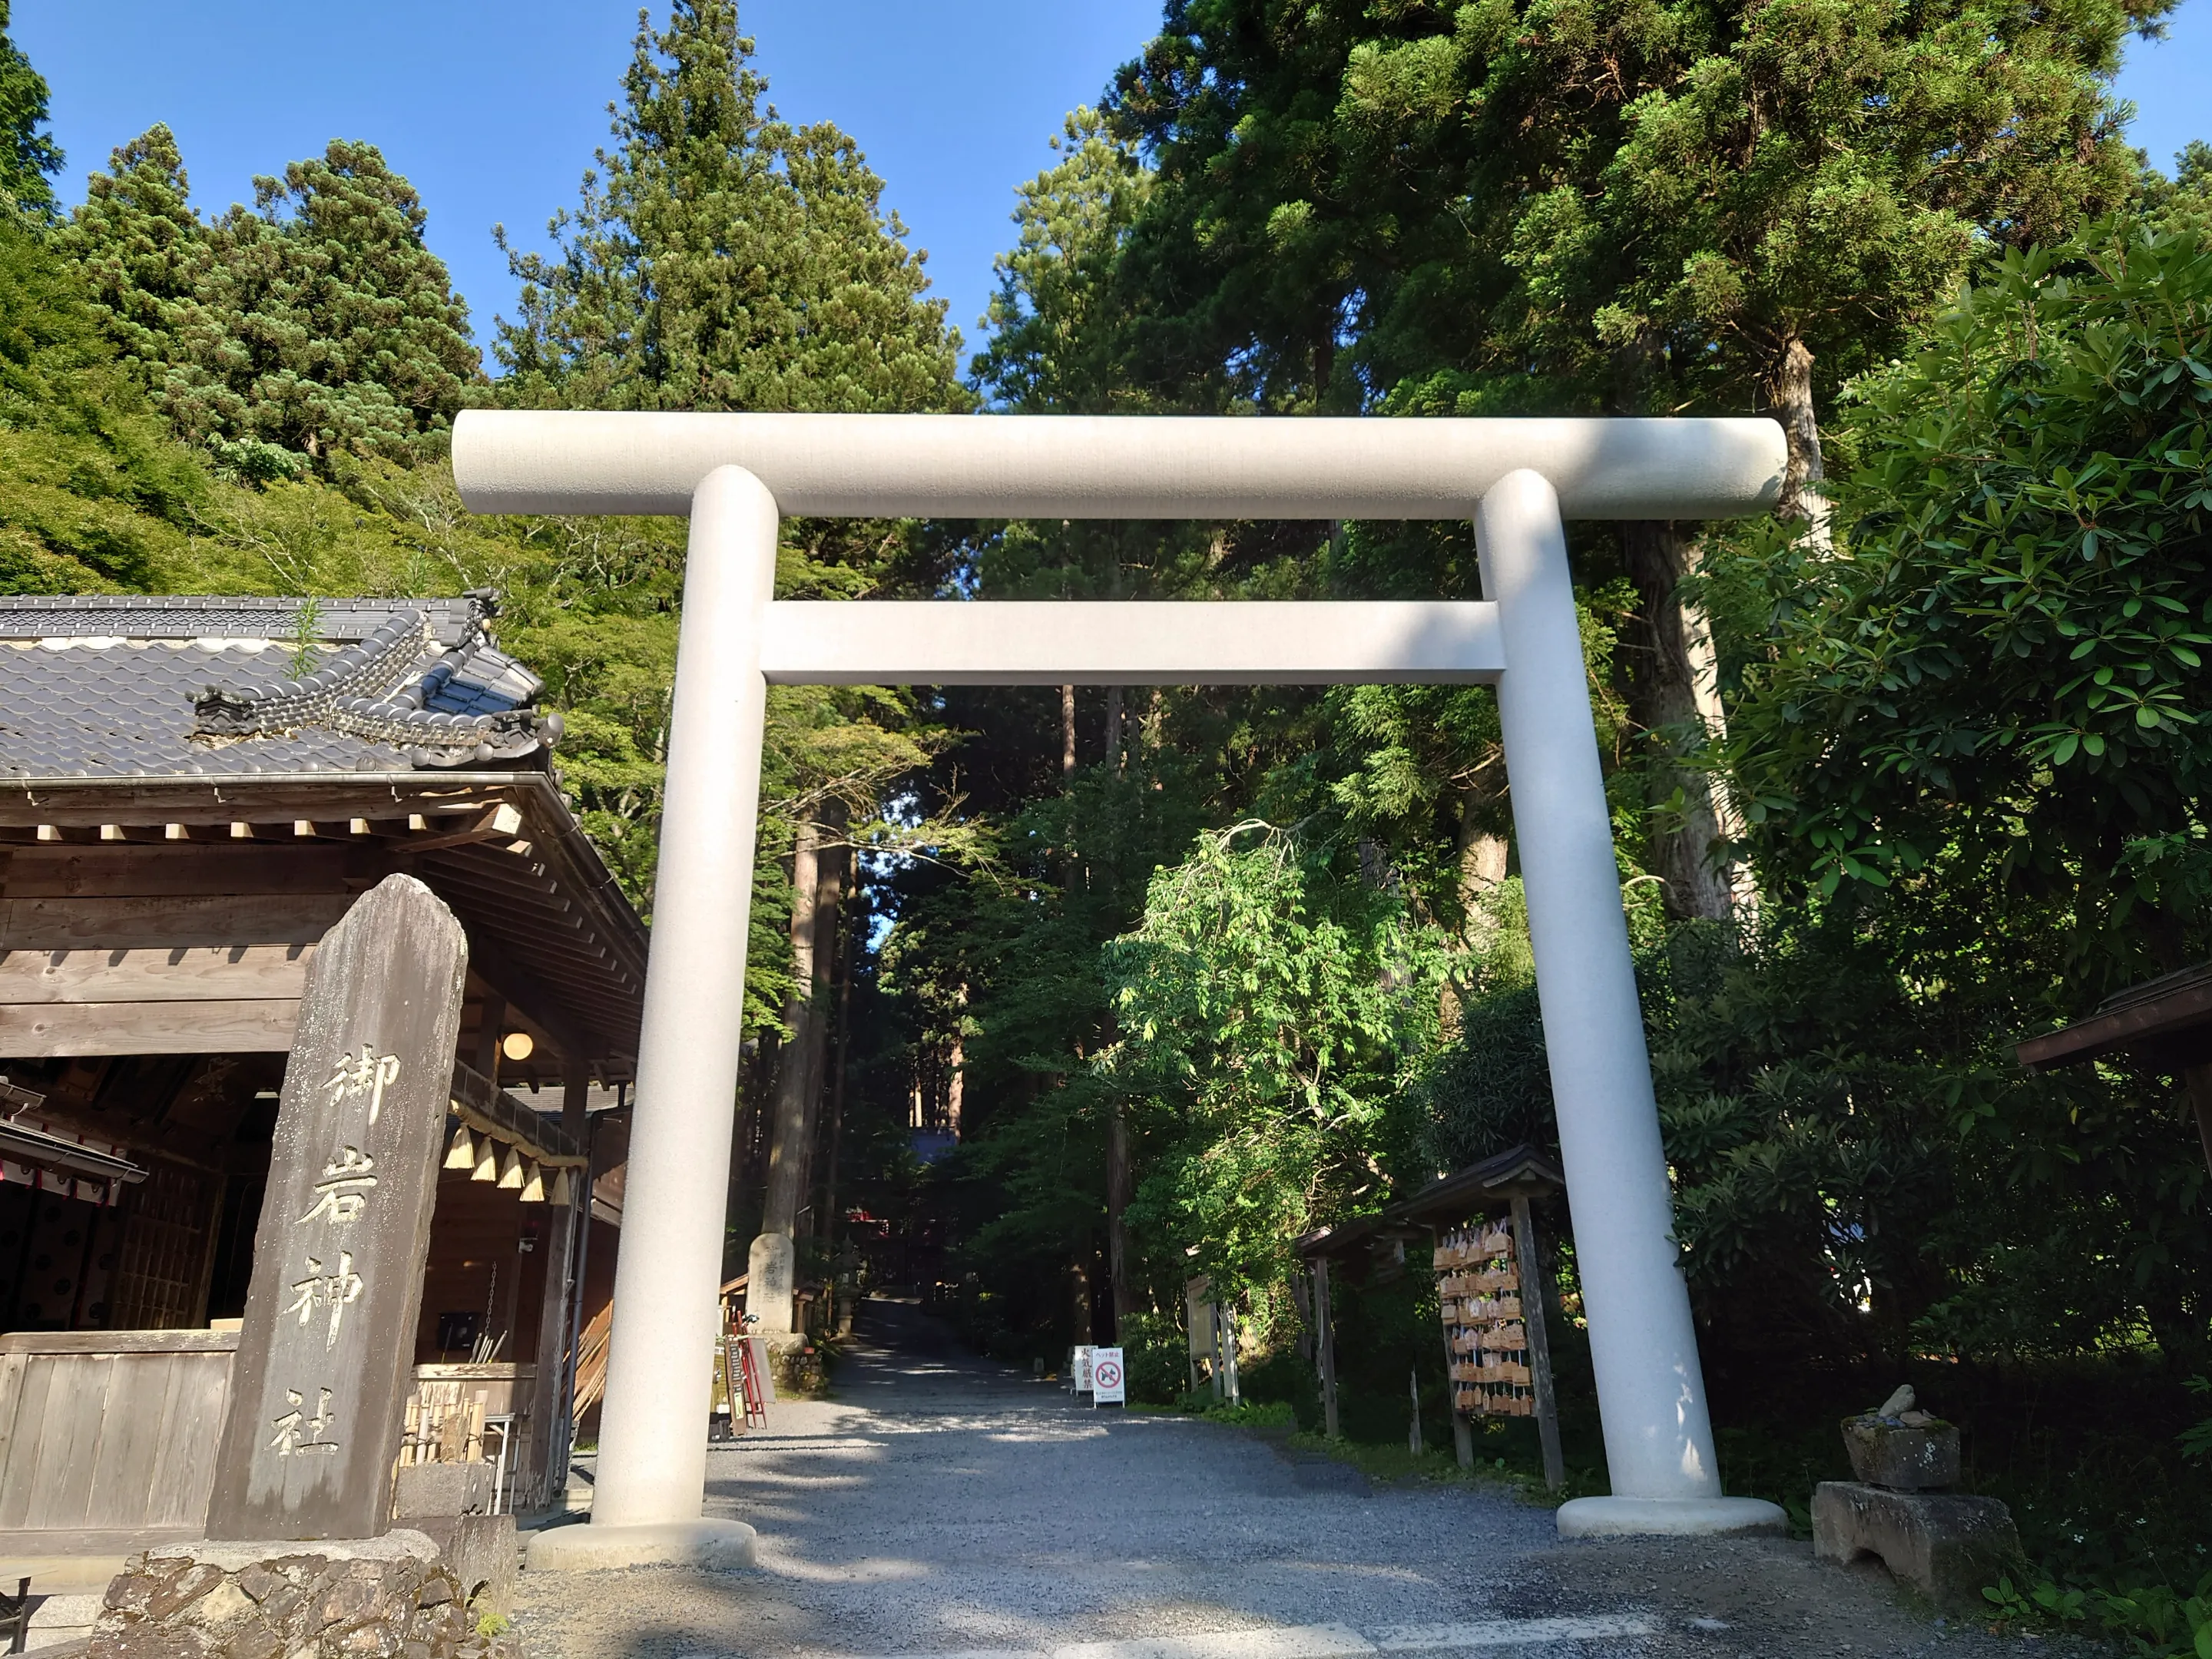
205 875 469 1541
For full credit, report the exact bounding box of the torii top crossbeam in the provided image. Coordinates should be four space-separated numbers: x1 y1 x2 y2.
449 410 1790 1568
453 410 1784 521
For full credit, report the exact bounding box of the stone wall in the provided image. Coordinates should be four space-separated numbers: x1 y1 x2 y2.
90 1533 522 1659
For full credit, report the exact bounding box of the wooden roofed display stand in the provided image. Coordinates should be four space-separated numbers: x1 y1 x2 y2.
2017 959 2212 1177
0 593 645 1600
1298 1145 1567 1490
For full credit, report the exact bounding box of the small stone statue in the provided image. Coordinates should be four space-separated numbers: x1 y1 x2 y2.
1868 1383 1939 1429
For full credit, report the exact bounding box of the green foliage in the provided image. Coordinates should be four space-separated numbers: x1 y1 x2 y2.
2144 141 2212 243
0 0 60 220
1104 0 2154 418
1101 822 1450 1313
1115 1308 1190 1405
1730 220 2212 981
1182 1398 1295 1428
60 127 483 472
1985 1569 2212 1657
495 0 963 416
971 108 1151 414
2182 1376 2212 1461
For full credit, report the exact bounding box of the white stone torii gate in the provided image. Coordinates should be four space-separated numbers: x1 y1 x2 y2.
452 411 1790 1566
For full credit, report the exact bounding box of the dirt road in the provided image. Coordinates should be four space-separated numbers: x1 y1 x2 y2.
514 1301 2058 1659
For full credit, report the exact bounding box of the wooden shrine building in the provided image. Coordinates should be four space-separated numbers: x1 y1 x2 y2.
0 592 645 1546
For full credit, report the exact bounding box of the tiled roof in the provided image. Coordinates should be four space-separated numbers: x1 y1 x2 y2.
0 591 561 779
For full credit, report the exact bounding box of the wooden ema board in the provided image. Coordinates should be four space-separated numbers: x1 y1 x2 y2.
1435 1221 1535 1418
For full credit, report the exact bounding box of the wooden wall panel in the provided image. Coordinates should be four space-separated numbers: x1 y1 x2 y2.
141 1353 231 1528
0 895 349 950
0 846 362 899
0 943 316 1004
0 1000 300 1056
0 1336 235 1534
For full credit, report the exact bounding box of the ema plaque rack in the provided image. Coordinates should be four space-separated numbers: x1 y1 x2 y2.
1435 1223 1535 1419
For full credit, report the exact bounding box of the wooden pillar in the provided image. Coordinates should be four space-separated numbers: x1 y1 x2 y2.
1511 1194 1566 1492
528 1063 589 1508
1313 1257 1339 1440
475 990 506 1083
2185 1065 2212 1181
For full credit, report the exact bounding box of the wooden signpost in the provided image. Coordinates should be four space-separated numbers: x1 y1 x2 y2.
205 874 469 1541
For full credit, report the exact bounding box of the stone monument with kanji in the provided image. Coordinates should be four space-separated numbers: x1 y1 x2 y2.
205 873 468 1541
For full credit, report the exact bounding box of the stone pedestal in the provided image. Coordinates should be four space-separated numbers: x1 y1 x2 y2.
1812 1481 2021 1612
392 1463 495 1520
90 1532 521 1657
1842 1418 1960 1490
523 1518 757 1573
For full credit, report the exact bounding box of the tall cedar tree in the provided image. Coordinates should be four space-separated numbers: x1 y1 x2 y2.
494 0 962 415
0 0 59 220
1103 0 2161 922
495 1 971 1263
60 128 482 475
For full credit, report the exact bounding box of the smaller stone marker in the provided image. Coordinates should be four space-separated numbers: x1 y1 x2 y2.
1091 1346 1125 1406
748 1232 796 1333
205 875 469 1542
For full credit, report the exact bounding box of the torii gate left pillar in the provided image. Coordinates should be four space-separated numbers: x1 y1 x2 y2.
454 412 1791 1568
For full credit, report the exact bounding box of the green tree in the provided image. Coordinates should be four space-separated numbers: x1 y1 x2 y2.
1105 0 2162 923
0 0 61 220
55 127 210 389
1729 220 2212 979
2144 139 2212 240
0 208 206 592
495 0 962 416
971 108 1151 416
1720 217 2212 1366
61 130 482 475
1099 823 1450 1316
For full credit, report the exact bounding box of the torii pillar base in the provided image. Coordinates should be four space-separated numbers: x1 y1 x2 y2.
525 1518 757 1573
1557 1496 1789 1539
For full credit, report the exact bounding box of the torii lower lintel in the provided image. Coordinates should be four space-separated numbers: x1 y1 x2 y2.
451 412 1791 1568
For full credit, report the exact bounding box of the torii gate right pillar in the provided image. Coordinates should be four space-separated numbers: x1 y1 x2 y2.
1479 472 1781 1537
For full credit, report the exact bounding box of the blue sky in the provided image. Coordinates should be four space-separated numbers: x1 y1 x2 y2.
15 0 2207 378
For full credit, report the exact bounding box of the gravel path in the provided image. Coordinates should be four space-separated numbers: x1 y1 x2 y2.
513 1300 2074 1659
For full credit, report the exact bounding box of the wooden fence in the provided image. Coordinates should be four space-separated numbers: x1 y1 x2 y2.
0 1330 234 1551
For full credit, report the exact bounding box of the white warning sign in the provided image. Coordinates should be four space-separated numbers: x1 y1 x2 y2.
1072 1344 1093 1394
1091 1346 1126 1405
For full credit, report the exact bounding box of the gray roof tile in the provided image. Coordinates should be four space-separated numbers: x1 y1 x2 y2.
0 591 559 779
